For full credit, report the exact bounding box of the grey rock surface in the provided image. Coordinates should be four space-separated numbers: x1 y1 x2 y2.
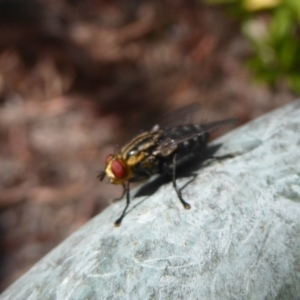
1 100 300 300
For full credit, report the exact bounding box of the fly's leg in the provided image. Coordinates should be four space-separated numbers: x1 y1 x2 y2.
172 154 191 210
208 153 236 161
114 181 130 226
203 153 236 168
112 184 126 203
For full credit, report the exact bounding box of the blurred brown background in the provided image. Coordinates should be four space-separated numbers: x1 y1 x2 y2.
0 0 295 292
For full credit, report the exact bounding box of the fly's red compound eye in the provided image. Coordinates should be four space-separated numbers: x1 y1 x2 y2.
111 159 126 179
105 154 114 165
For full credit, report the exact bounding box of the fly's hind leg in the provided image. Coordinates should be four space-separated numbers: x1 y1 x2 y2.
202 152 237 168
172 154 191 210
114 181 130 226
207 153 236 161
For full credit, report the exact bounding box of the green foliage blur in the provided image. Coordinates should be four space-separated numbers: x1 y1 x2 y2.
204 0 300 93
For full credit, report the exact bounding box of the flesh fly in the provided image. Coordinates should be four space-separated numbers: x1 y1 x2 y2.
99 107 235 226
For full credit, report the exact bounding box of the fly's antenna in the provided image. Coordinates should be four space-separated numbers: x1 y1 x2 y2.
97 171 106 181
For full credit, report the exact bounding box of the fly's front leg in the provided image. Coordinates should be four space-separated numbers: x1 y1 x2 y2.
172 154 191 210
112 184 126 203
114 181 130 226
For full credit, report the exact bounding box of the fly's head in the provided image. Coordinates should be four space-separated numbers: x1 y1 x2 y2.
99 153 133 185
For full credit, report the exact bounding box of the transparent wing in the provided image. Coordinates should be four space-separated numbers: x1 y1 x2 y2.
152 118 237 157
150 103 201 131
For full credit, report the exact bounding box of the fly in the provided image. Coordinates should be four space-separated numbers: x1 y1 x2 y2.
99 106 235 226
